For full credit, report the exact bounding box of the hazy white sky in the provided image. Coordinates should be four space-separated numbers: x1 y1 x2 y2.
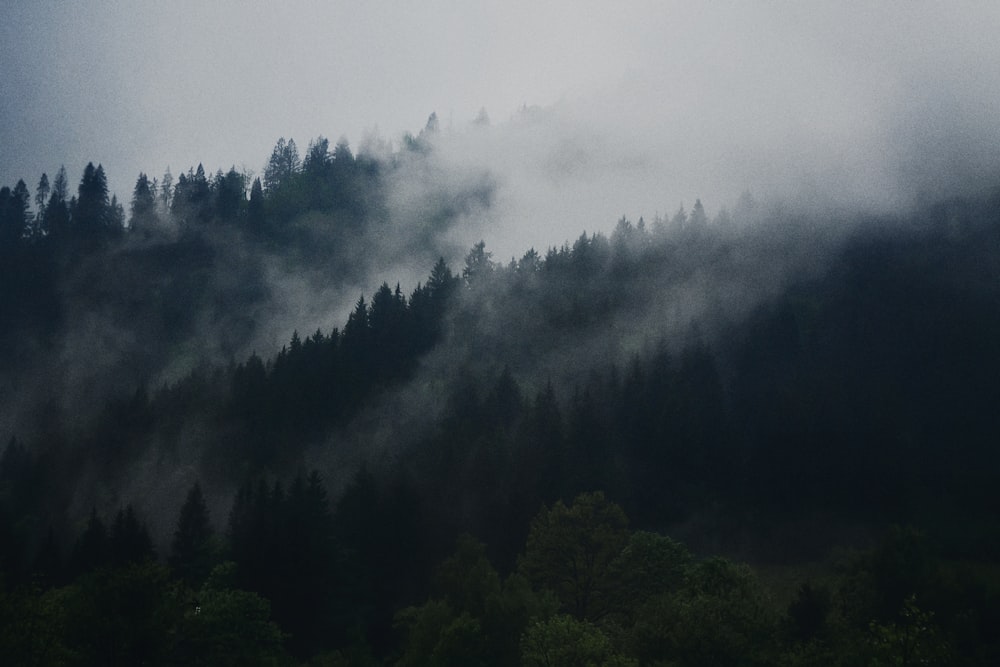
3 1 1000 226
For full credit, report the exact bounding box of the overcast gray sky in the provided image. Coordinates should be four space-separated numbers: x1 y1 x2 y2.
3 1 1000 242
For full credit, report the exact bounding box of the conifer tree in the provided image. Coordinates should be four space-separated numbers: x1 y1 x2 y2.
247 177 265 231
129 172 157 230
110 504 155 566
74 162 110 237
170 482 215 584
43 166 70 237
263 137 301 191
159 167 173 211
70 507 110 576
0 180 31 247
34 173 49 228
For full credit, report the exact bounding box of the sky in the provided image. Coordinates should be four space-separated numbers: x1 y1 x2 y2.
3 1 1000 249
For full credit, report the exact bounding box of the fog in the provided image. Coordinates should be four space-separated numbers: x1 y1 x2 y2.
4 3 999 218
410 7 1000 262
4 1 1000 548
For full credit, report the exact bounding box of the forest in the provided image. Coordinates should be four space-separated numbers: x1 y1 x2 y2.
2 119 1000 665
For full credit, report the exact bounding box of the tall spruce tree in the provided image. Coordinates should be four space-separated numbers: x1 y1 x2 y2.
74 162 110 237
129 172 157 231
170 482 215 584
43 166 70 238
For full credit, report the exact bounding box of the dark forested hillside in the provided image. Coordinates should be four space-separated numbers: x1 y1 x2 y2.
2 131 1000 664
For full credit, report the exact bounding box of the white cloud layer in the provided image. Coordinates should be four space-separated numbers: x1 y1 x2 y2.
2 1 999 242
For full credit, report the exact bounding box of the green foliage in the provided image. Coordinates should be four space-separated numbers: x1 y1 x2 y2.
867 595 953 667
170 481 216 585
519 491 630 621
68 508 109 578
520 614 636 667
395 535 557 667
434 534 502 618
836 527 941 629
482 573 560 664
59 562 184 666
0 583 74 667
628 557 780 667
3 130 1000 666
394 601 489 667
611 530 693 617
226 471 339 657
787 582 833 641
175 562 290 667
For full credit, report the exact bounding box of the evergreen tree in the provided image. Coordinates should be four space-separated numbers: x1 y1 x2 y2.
263 137 300 192
214 167 245 222
129 172 157 231
69 507 110 576
169 482 215 584
303 136 331 174
74 162 110 237
106 194 125 235
51 165 69 203
159 167 173 211
32 525 63 585
670 203 688 231
172 164 212 224
428 257 457 299
689 198 708 228
276 470 338 656
43 165 70 237
424 111 440 134
333 137 353 162
34 172 49 229
110 504 155 566
463 240 494 287
343 295 370 346
247 176 265 231
0 180 31 247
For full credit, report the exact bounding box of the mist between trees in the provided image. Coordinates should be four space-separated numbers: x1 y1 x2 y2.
2 114 1000 664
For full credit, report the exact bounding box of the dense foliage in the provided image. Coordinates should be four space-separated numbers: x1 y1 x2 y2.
2 128 1000 663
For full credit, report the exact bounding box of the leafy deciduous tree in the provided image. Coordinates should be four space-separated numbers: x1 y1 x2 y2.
519 492 630 621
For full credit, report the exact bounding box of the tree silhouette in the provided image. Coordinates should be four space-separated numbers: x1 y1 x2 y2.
69 507 110 577
263 137 300 192
74 163 111 239
110 504 155 567
129 172 157 231
170 482 215 585
0 180 30 248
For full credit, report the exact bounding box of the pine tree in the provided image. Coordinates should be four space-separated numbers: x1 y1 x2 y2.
110 504 155 566
247 177 265 231
70 507 110 576
428 257 456 299
43 166 70 238
263 137 301 192
303 136 331 174
159 167 173 212
689 198 708 228
0 180 31 248
463 240 494 287
34 173 49 229
214 167 245 222
129 172 157 231
170 482 215 584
